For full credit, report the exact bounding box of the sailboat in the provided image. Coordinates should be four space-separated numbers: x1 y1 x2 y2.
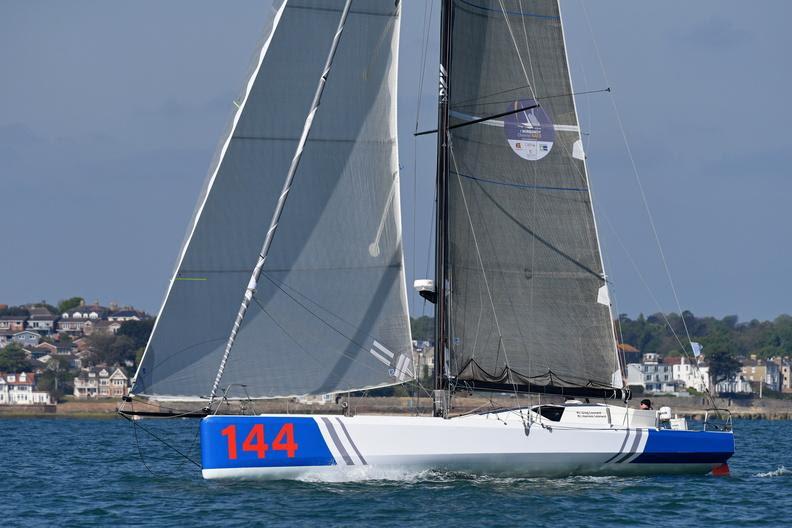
126 0 734 480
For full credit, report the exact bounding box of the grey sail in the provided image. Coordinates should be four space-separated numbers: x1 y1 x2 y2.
445 0 621 394
132 0 412 400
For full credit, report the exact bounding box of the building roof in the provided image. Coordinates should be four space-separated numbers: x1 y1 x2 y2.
663 356 683 365
0 372 36 385
0 315 28 321
76 366 126 380
62 304 110 318
109 309 145 318
28 306 57 320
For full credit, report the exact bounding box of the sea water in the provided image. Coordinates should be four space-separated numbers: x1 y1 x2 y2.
2 418 790 527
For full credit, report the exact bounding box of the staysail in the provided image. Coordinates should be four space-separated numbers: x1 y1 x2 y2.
133 0 412 400
443 0 622 395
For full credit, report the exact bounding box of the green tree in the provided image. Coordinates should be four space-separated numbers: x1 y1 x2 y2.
701 333 741 387
38 356 75 402
57 297 84 314
87 335 136 366
410 316 434 341
117 319 154 350
0 343 31 372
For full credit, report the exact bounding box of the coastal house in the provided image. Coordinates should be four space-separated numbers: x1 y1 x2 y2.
108 309 147 322
58 303 110 334
12 330 42 348
0 372 52 405
741 356 781 392
671 357 710 393
626 353 679 394
0 315 27 332
617 343 641 365
73 367 129 399
82 320 122 336
0 331 13 347
715 374 753 395
776 359 792 393
25 306 58 335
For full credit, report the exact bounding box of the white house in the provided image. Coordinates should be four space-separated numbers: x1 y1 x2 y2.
26 306 58 335
73 367 129 399
626 353 678 393
715 374 753 394
0 373 52 405
672 357 710 393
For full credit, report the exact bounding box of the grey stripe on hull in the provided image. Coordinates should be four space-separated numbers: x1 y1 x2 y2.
614 429 643 464
603 429 632 464
320 417 354 465
335 418 368 465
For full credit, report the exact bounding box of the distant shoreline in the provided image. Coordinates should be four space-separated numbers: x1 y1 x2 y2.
1 395 790 420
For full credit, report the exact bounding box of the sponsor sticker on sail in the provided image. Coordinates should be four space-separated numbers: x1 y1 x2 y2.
504 99 555 161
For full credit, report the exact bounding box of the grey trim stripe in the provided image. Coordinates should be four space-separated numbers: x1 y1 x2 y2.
614 429 643 464
321 417 353 465
335 418 368 465
603 429 632 464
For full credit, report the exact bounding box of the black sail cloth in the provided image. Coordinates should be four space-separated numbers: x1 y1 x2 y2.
445 0 622 396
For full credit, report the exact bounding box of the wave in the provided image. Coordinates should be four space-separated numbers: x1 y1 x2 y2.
754 466 790 478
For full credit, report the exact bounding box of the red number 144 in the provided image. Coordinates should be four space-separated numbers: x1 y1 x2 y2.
220 423 298 460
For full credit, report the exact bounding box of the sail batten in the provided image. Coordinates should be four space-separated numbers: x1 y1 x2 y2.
133 0 412 400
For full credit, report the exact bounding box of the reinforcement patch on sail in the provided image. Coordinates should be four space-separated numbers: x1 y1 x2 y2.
445 0 619 390
133 0 411 399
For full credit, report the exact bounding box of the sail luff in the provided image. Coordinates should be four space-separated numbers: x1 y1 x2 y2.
131 0 288 393
208 0 355 404
557 0 623 385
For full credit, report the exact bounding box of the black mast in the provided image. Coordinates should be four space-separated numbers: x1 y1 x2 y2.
434 0 453 416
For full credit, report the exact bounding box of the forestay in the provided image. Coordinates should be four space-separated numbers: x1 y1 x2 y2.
445 0 621 393
133 0 412 400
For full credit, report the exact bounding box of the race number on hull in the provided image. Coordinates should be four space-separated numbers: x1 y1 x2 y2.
201 416 335 469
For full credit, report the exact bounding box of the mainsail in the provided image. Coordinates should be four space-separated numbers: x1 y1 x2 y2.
133 0 412 400
443 0 622 395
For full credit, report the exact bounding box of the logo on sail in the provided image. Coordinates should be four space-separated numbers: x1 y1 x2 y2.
504 99 554 161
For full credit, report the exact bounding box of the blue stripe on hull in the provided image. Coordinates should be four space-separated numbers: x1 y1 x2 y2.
631 429 734 465
201 416 335 470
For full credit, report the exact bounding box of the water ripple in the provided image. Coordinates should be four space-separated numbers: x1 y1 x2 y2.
0 418 790 527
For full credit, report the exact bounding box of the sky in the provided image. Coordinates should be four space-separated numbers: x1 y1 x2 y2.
1 1 790 322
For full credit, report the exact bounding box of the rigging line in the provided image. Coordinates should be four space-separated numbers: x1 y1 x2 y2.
579 1 696 353
412 0 434 314
456 172 588 192
414 0 435 133
257 272 421 390
600 210 713 401
414 103 539 136
518 0 538 416
259 270 398 353
209 0 355 404
451 87 611 111
448 140 517 395
252 294 411 387
120 411 202 469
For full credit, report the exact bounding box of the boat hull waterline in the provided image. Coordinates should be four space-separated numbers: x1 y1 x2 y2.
199 411 734 480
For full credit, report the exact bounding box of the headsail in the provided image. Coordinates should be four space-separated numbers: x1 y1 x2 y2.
443 0 622 396
133 0 412 400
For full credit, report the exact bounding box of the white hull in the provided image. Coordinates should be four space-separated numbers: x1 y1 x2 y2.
200 405 734 480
